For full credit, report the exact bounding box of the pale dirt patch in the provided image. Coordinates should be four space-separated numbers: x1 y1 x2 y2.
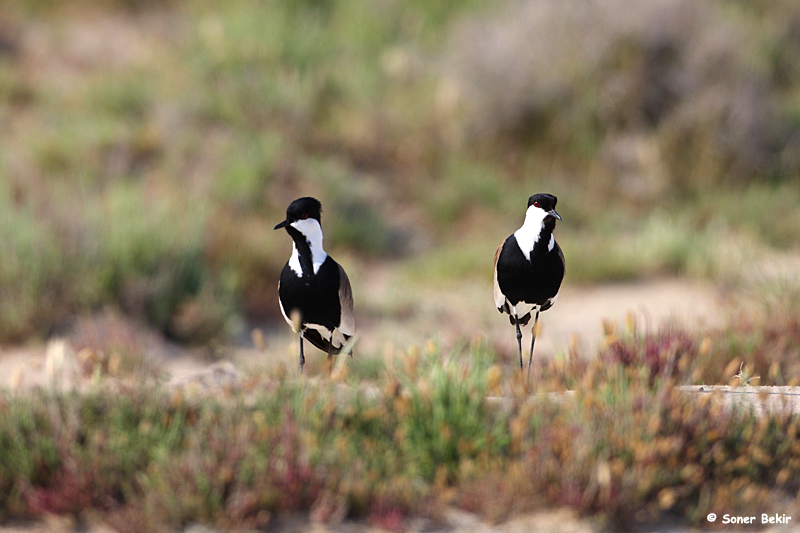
348 272 724 366
0 278 724 388
166 275 726 380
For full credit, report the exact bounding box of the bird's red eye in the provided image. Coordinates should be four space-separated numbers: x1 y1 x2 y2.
301 213 309 220
533 201 540 208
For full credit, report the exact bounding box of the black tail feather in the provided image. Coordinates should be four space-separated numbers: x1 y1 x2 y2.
303 329 336 354
303 328 353 356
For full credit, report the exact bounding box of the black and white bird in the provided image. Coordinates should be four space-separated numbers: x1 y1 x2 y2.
274 197 354 373
493 193 565 383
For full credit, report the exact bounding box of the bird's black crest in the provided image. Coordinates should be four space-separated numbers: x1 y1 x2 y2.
527 193 557 211
285 197 323 223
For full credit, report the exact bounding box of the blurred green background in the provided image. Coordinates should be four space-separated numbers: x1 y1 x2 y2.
1 0 799 347
3 3 800 526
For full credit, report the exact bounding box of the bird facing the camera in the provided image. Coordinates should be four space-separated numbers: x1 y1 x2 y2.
494 193 565 385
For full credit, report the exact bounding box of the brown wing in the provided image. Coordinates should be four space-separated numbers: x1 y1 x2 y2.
493 238 507 312
337 263 355 337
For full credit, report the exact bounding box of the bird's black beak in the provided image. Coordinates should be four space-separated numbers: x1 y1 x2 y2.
548 209 562 221
274 220 289 230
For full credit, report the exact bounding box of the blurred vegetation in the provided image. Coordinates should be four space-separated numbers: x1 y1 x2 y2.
1 0 799 341
2 3 800 529
1 301 800 530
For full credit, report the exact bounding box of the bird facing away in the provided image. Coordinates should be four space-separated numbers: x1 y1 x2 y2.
494 193 565 385
274 197 354 373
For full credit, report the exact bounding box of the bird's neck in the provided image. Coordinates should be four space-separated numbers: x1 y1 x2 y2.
514 208 555 261
287 220 328 277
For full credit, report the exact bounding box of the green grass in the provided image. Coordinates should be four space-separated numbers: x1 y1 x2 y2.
1 0 800 342
1 304 800 531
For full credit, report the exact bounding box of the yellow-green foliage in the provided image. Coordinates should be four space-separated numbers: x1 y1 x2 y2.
1 0 800 341
1 320 799 531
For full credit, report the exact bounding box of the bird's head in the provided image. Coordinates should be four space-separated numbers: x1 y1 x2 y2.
526 193 561 223
274 197 323 233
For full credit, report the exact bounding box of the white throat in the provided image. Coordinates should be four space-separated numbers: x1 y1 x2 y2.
513 205 553 260
288 218 328 276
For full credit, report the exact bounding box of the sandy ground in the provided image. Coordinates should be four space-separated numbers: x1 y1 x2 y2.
0 277 725 389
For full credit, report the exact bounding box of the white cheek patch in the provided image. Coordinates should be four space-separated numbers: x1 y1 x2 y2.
292 218 320 235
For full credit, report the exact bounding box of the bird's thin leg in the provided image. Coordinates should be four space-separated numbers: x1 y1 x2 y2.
299 332 306 374
327 335 334 374
526 310 540 388
514 313 523 372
